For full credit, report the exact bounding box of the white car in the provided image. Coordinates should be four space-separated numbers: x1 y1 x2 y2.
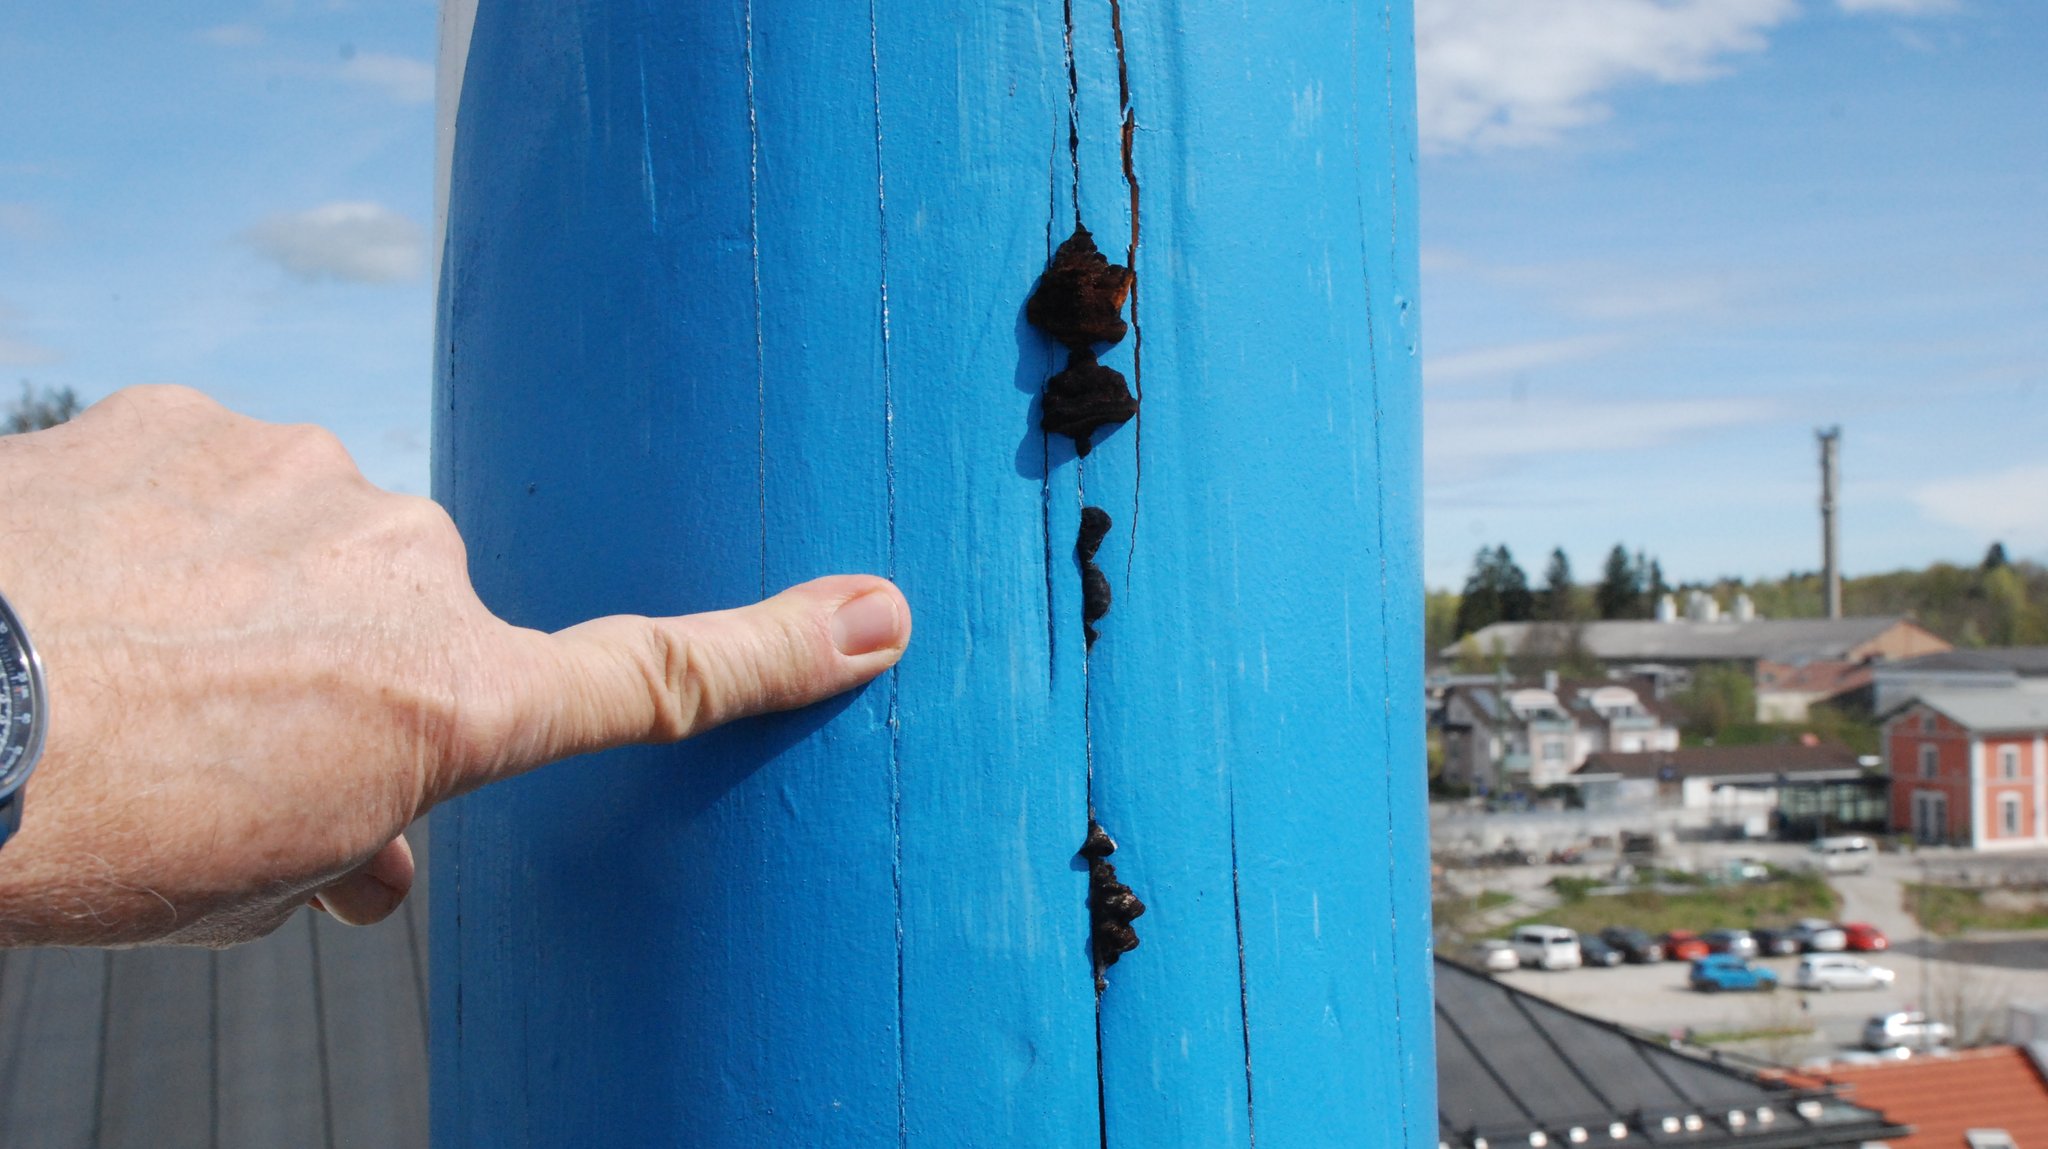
1790 918 1848 952
1511 925 1584 971
1471 939 1520 974
1863 1011 1955 1051
1792 954 1896 992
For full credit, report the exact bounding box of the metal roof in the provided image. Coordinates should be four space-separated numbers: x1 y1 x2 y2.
1901 682 2048 733
0 824 430 1148
1435 958 1908 1149
1445 617 1937 664
1884 647 2048 677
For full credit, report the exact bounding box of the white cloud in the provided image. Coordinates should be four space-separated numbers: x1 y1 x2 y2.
1912 465 2048 538
199 24 266 46
1837 0 1957 14
1427 334 1626 385
341 52 434 105
1415 0 1796 151
1427 395 1775 479
243 201 425 284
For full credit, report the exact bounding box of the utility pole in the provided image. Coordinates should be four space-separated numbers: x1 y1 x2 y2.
429 3 1432 1146
1818 427 1842 619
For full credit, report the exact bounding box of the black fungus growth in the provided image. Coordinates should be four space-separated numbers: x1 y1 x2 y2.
1079 820 1146 992
1077 506 1113 648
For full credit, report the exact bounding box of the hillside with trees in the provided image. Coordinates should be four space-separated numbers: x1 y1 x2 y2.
1427 541 2048 656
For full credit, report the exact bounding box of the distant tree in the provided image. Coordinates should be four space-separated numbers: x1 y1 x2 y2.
1453 545 1534 639
1982 542 2009 572
1424 589 1462 661
1645 557 1669 608
4 382 80 434
1595 544 1642 620
1538 547 1580 622
1673 663 1756 739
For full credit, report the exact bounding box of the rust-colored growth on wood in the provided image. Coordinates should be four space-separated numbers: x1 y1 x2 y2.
1027 225 1134 352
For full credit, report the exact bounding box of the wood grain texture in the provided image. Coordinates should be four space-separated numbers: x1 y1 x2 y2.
434 2 1430 1145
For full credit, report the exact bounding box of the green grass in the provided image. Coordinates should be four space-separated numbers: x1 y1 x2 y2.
1689 1024 1813 1046
1907 883 2048 935
1476 889 1514 911
1509 872 1839 936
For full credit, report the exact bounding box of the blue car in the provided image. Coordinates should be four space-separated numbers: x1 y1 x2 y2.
1689 954 1778 993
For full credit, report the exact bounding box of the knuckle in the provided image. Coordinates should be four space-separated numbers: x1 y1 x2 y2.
272 422 360 474
641 625 711 742
392 494 468 560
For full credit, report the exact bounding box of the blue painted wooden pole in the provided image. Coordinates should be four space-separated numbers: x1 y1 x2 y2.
431 2 1430 1146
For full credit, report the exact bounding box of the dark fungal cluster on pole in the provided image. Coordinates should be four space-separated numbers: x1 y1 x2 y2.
1076 505 1113 648
1079 821 1146 992
1027 225 1138 456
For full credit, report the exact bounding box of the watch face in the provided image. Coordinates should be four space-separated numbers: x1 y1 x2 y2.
0 594 45 797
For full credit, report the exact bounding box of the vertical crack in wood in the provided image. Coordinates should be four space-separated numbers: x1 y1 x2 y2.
1354 3 1417 1143
743 0 768 600
866 3 906 1140
1062 0 1082 225
1229 797 1259 1145
1107 0 1143 584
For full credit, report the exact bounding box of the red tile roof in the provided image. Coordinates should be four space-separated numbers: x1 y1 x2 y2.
1794 1047 2048 1149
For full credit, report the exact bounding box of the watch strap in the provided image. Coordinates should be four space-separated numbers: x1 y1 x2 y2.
0 790 19 848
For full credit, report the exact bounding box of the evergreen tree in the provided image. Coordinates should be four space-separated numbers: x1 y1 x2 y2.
1595 544 1641 620
1453 545 1535 638
1982 542 2009 572
1539 547 1578 621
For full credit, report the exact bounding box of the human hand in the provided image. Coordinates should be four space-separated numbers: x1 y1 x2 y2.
0 385 910 947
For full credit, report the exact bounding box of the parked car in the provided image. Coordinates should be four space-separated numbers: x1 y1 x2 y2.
1578 936 1625 968
1841 922 1889 952
1702 928 1758 958
1863 1011 1954 1050
1793 954 1896 992
1690 955 1779 993
1661 930 1711 962
1790 918 1848 952
1599 926 1664 964
1470 939 1520 974
1752 927 1804 957
1512 925 1584 971
1808 835 1876 875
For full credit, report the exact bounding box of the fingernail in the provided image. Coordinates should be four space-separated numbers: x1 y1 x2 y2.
831 590 902 656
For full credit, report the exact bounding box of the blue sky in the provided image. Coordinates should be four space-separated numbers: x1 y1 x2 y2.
1 1 2041 591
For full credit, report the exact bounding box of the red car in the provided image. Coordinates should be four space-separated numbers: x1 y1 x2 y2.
1662 930 1711 961
1841 921 1889 951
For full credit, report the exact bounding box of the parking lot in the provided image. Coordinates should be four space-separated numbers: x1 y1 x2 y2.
1477 843 2048 1066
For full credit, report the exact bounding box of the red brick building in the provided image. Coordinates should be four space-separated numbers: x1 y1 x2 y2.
1883 685 2048 849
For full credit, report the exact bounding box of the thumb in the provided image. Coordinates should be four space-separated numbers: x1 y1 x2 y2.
476 575 909 787
310 834 416 926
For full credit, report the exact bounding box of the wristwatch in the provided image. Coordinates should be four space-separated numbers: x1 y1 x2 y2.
0 589 47 851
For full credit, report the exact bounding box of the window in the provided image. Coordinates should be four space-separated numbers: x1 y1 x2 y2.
1921 713 1937 733
1541 741 1566 762
1999 746 2021 780
1920 744 1939 779
2000 796 2022 837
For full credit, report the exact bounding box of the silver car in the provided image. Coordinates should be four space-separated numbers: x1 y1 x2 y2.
1793 954 1895 992
1862 1010 1954 1050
